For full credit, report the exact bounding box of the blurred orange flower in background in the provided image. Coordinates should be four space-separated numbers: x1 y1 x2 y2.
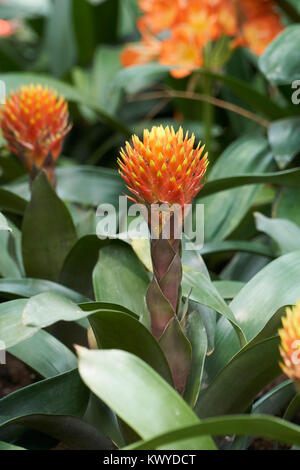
121 0 284 78
279 303 300 390
118 125 208 207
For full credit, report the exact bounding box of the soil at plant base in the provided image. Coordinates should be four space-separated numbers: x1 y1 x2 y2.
0 353 37 398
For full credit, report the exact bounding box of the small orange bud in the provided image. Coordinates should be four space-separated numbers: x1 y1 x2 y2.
0 84 72 183
118 125 208 207
279 303 300 390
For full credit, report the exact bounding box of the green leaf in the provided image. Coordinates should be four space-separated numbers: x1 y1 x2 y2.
0 278 88 302
268 117 300 168
44 0 77 77
197 337 281 418
56 166 124 206
213 281 245 300
0 231 21 278
274 187 300 227
200 240 274 258
253 380 295 416
0 299 38 348
255 212 300 255
0 187 27 215
202 69 288 120
183 267 246 346
115 64 170 94
198 135 273 241
22 172 77 282
0 441 25 450
274 0 300 22
22 292 84 329
72 0 96 66
0 369 103 449
259 25 300 84
9 330 77 378
125 414 300 450
77 348 216 450
206 251 300 378
283 394 300 422
0 212 11 232
89 310 173 384
183 312 208 408
10 166 125 207
93 242 149 317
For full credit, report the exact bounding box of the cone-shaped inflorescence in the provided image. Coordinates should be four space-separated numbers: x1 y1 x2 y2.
119 125 208 393
279 302 300 393
0 84 72 186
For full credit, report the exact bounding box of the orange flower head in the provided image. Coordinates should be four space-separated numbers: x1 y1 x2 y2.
0 84 71 182
279 303 300 390
118 125 208 207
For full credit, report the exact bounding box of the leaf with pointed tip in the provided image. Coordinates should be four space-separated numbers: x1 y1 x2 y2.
197 337 281 418
93 242 149 317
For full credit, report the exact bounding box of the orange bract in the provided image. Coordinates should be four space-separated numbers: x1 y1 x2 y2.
118 125 208 207
279 303 300 388
121 0 284 78
0 84 71 178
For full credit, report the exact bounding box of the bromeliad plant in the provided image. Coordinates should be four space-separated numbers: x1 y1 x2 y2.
119 125 208 394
